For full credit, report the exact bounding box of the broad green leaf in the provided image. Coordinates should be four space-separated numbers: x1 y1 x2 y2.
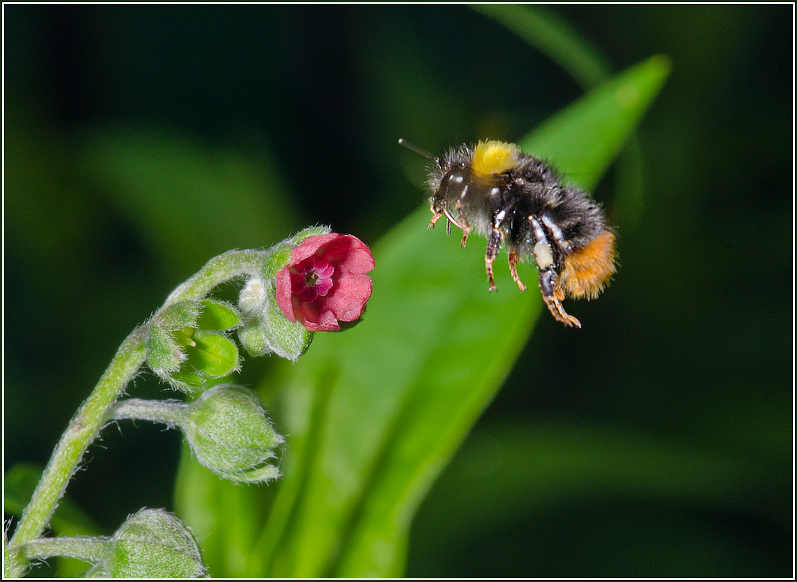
520 55 671 192
245 55 670 578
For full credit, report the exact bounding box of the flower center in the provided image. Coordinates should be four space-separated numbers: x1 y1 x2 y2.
291 257 334 302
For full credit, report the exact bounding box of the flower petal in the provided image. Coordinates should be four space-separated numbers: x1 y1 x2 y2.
324 272 373 322
274 232 374 332
322 235 375 274
292 295 341 331
289 233 341 263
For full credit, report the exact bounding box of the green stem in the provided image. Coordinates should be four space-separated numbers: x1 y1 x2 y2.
18 535 111 565
111 398 188 427
6 327 147 576
163 250 268 307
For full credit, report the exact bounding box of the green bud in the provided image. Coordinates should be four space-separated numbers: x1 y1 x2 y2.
238 275 269 315
146 323 186 374
155 300 204 330
237 321 270 357
102 509 206 578
237 276 275 358
184 384 284 483
147 300 241 393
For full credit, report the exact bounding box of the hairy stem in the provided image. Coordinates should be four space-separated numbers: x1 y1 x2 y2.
111 398 188 427
6 327 147 576
163 249 267 306
17 535 110 565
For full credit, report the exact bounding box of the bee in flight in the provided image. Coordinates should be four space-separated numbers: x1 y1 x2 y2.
400 139 617 328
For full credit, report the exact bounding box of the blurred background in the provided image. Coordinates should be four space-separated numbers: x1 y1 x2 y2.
4 4 792 577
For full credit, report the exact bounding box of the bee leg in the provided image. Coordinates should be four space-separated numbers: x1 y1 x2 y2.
527 216 580 327
428 210 443 228
485 226 501 291
508 249 527 291
460 222 471 248
538 269 581 328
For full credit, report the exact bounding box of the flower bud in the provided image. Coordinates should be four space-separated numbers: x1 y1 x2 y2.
146 301 203 374
99 509 206 578
147 300 241 393
183 384 284 483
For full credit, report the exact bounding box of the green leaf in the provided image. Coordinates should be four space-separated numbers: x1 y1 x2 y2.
246 55 670 578
519 55 671 192
471 4 612 89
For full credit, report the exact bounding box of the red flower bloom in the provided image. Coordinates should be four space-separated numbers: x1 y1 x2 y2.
276 233 375 331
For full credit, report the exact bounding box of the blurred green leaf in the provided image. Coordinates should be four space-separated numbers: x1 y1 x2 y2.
173 445 267 578
520 55 671 192
409 419 791 577
78 126 301 276
200 55 668 578
472 4 612 89
417 419 790 537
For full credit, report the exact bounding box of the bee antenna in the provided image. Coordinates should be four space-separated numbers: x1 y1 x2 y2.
398 138 438 162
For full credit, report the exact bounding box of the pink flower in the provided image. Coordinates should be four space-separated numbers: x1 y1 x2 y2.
276 233 375 331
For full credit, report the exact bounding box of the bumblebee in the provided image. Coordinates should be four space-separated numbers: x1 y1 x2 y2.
400 139 617 328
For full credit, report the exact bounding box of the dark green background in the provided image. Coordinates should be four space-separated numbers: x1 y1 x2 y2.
4 4 792 577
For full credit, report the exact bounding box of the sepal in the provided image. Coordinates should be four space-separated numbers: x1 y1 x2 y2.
237 275 313 362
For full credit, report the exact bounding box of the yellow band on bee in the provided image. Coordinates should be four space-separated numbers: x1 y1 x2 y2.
471 140 520 176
